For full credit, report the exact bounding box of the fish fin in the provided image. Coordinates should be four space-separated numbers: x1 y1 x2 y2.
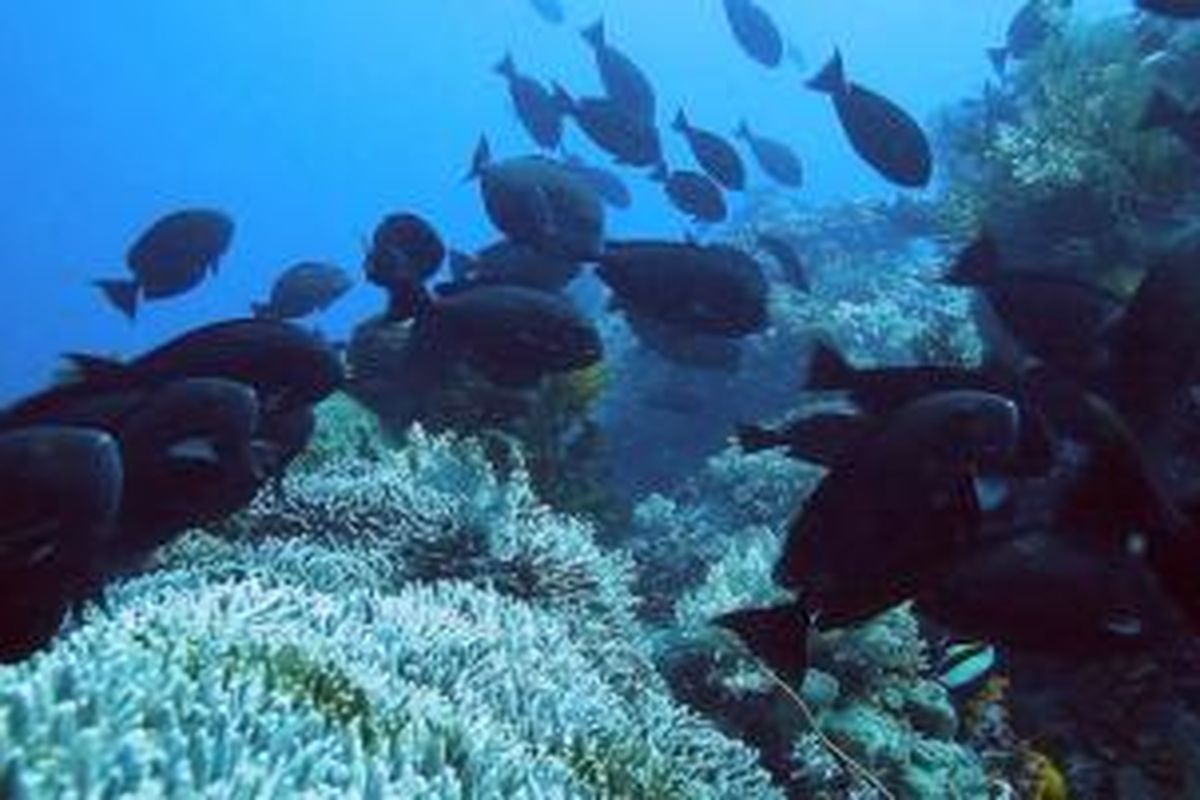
581 18 604 48
713 600 809 685
987 47 1009 76
61 353 130 386
94 279 139 320
942 232 1001 286
805 49 847 95
1139 88 1185 132
648 161 669 183
464 136 491 183
494 52 516 77
672 108 689 133
806 339 855 390
734 120 751 141
735 423 782 453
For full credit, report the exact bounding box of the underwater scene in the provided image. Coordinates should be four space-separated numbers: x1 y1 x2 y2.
5 0 1200 797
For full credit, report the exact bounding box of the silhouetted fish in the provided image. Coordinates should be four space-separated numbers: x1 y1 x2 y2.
95 209 233 320
467 137 606 261
722 0 783 68
0 425 123 662
807 50 932 188
580 19 656 121
672 110 746 191
253 262 352 320
495 53 563 151
649 164 728 223
48 319 343 415
735 121 803 187
561 153 633 209
778 390 1020 629
597 240 768 337
553 86 662 167
736 411 875 466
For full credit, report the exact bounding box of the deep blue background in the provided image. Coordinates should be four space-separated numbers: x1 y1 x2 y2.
0 0 1126 402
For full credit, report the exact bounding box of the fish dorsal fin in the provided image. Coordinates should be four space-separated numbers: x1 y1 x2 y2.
713 600 809 685
805 339 855 390
61 353 129 386
464 136 492 183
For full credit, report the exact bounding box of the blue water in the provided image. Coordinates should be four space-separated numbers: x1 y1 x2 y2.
0 0 1126 403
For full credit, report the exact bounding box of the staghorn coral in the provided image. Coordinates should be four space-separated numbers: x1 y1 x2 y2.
0 426 783 799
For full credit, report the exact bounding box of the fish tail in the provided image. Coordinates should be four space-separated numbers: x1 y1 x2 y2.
943 232 1001 286
581 18 604 48
384 276 431 324
805 48 846 95
1139 88 1185 132
713 600 809 685
807 338 855 390
494 52 516 77
987 46 1009 76
735 423 782 453
734 119 751 140
61 352 129 386
464 135 491 183
94 279 139 320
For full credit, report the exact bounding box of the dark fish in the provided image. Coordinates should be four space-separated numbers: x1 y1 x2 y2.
1139 88 1200 157
988 0 1053 74
778 390 1021 628
0 425 123 662
495 53 563 151
553 86 662 168
596 240 769 337
626 311 744 372
649 164 728 223
438 240 582 294
755 233 809 291
1103 254 1200 426
735 411 876 466
467 137 606 261
529 0 564 24
734 121 804 187
1137 0 1200 19
252 262 352 320
807 51 933 188
722 0 784 68
561 153 633 209
95 209 233 320
916 532 1172 655
942 234 1123 376
580 19 656 121
363 212 447 321
110 378 265 566
672 110 746 191
418 285 603 388
26 319 344 417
